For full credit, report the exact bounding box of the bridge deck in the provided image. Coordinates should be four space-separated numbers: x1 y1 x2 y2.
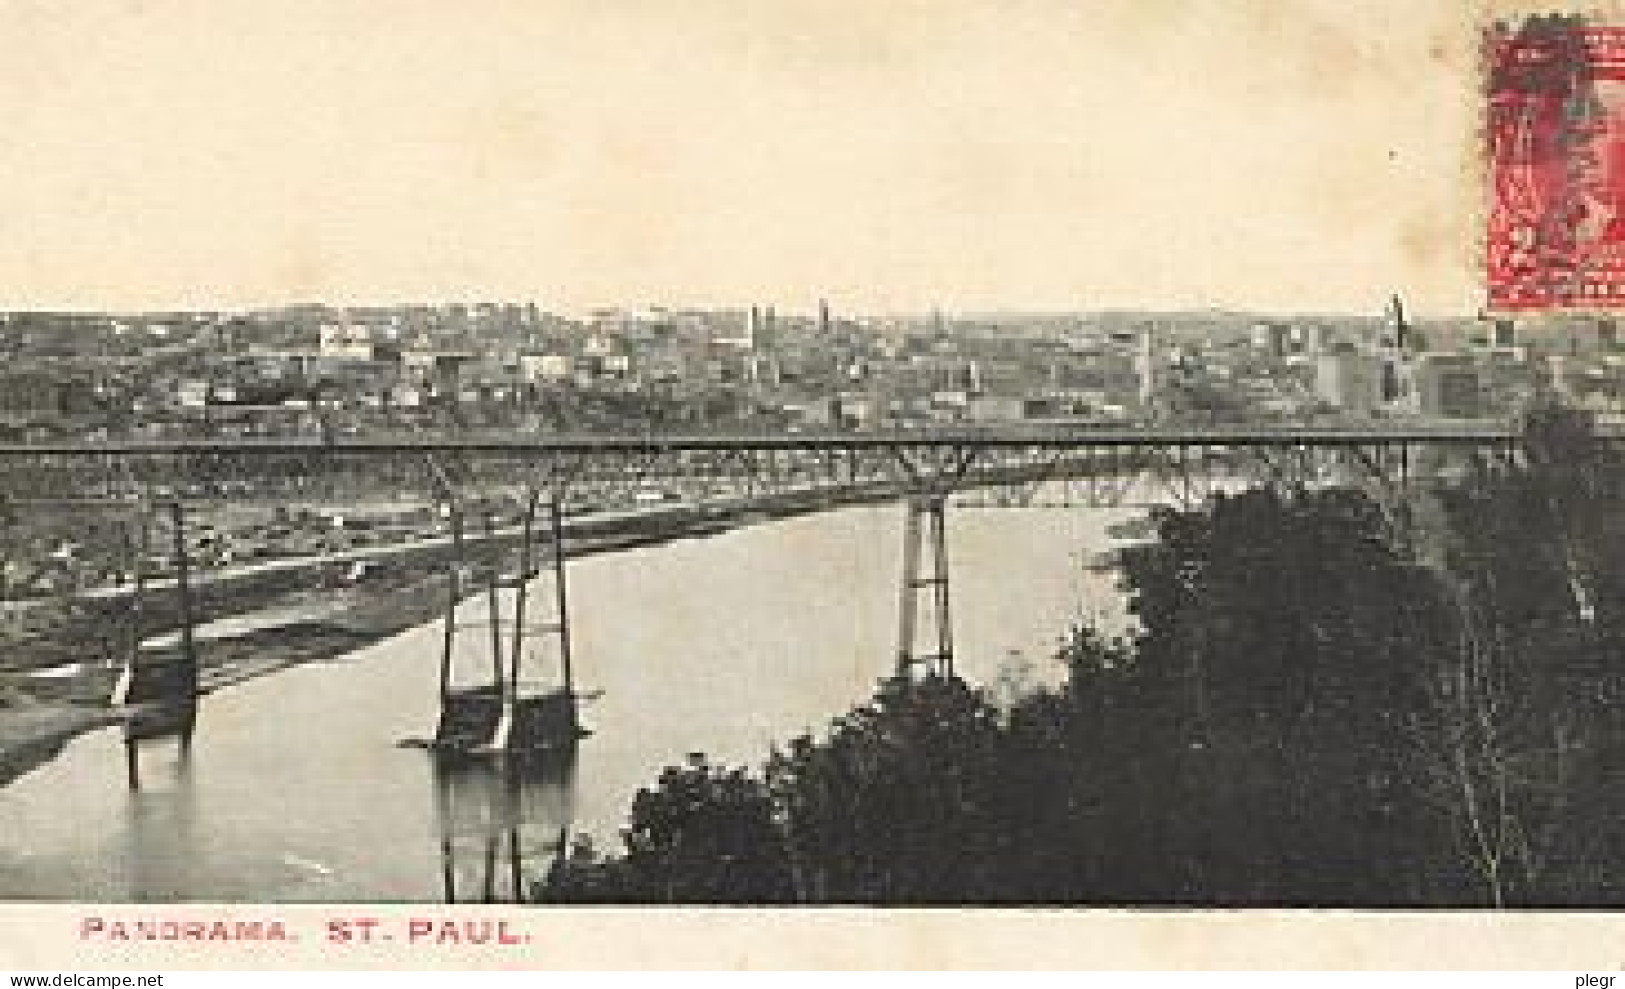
0 424 1529 458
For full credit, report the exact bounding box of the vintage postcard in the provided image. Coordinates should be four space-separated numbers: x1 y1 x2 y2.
0 0 1622 972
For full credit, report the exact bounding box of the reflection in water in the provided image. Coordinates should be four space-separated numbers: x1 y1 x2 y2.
121 700 198 792
119 701 200 901
432 750 577 904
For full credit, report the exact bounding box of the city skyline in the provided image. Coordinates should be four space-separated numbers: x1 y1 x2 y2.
0 299 1472 322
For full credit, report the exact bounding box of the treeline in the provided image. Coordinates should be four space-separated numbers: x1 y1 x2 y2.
539 411 1625 906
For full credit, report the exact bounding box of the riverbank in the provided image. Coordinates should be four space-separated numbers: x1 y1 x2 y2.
0 706 121 789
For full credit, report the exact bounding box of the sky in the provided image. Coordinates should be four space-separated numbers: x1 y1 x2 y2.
0 0 1483 316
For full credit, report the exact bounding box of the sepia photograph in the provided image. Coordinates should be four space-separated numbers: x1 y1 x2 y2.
0 0 1620 970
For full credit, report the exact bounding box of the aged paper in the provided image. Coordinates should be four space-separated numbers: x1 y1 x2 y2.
0 0 1621 971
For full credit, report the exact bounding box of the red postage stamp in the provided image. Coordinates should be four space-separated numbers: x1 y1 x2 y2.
1488 17 1625 310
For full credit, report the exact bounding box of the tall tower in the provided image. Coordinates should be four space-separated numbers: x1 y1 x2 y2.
1302 323 1326 360
1385 293 1409 351
1380 294 1413 404
1136 324 1157 409
1550 355 1572 399
755 304 780 386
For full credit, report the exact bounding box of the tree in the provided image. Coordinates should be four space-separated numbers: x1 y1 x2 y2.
541 753 794 903
1113 486 1456 903
764 675 1022 903
1408 410 1625 905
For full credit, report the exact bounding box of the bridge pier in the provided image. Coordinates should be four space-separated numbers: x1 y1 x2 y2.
433 492 583 757
121 697 199 790
110 502 201 763
896 493 954 680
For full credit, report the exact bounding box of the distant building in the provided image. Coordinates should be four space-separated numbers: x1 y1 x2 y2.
966 394 1025 422
175 379 211 410
401 350 478 382
1379 296 1413 403
713 307 771 352
1314 351 1382 415
1548 355 1573 400
782 398 836 429
1384 294 1410 351
1135 326 1157 407
518 353 573 381
1415 354 1482 419
582 332 616 359
0 368 98 421
1251 322 1290 359
834 392 877 429
319 323 374 360
1297 323 1332 358
755 305 778 354
1522 316 1609 358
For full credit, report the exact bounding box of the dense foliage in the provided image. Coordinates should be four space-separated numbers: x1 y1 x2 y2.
542 412 1625 906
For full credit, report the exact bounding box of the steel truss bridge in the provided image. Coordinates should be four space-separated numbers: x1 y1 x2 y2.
0 424 1563 761
0 424 1528 506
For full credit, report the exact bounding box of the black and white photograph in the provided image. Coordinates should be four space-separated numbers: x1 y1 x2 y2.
0 0 1619 970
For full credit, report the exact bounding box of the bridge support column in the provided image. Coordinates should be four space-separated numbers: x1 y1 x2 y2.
490 494 580 752
547 496 578 738
436 503 466 707
434 492 582 756
434 498 486 751
113 501 199 788
896 493 954 680
111 503 200 743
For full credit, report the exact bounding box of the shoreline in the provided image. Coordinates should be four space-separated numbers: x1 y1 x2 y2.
0 706 122 789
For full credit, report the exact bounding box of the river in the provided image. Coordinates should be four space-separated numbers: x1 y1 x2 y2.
0 501 1140 902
